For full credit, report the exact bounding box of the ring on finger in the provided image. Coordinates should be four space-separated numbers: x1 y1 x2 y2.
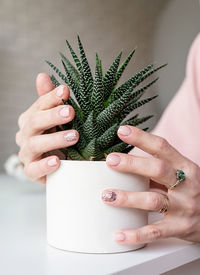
157 193 169 214
167 169 186 190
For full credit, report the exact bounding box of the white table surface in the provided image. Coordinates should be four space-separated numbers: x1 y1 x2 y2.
0 173 200 275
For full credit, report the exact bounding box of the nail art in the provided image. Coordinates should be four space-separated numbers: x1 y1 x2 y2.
64 131 77 141
102 191 117 202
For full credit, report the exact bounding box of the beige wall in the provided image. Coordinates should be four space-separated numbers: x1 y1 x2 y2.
0 0 199 171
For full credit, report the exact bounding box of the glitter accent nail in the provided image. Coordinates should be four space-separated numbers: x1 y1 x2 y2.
102 191 117 202
64 131 77 141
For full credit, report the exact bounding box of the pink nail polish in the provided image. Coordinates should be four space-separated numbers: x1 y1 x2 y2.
118 125 131 136
106 154 121 165
60 106 70 117
114 232 126 242
56 86 64 97
47 157 58 167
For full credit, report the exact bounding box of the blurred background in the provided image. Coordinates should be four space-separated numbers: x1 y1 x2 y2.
0 0 200 173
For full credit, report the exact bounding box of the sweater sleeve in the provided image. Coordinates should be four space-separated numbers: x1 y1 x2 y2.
130 33 200 166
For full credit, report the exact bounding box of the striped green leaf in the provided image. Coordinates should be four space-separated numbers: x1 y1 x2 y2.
77 35 93 96
91 63 104 115
113 49 136 87
97 123 119 150
118 95 158 122
59 52 80 85
65 39 82 73
103 52 122 100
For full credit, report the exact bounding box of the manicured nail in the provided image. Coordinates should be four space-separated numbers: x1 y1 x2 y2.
64 131 77 141
114 232 126 242
106 154 121 166
60 106 70 117
102 191 117 202
47 157 58 167
56 86 64 97
118 126 131 136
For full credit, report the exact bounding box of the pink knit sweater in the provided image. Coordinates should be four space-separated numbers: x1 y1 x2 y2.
131 33 200 167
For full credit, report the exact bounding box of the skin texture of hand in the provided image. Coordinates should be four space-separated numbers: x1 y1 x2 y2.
102 125 200 245
16 73 79 184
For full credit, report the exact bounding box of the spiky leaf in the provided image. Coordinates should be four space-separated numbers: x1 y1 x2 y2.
118 95 158 122
59 52 80 85
97 123 119 150
60 147 84 160
77 35 93 96
121 115 153 127
96 53 103 80
78 71 91 117
65 40 82 73
91 63 104 115
113 49 136 87
50 74 60 87
103 52 122 100
83 111 100 142
82 138 104 160
97 84 138 131
104 142 127 155
108 63 154 104
46 60 69 85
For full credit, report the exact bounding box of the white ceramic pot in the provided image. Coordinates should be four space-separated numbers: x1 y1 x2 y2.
46 160 149 254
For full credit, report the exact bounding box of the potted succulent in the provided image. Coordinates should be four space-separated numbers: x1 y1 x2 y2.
46 36 166 254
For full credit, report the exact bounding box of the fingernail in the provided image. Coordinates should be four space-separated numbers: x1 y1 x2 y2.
102 191 117 202
47 157 58 167
56 86 64 97
114 232 126 242
118 126 131 136
60 106 70 117
64 131 77 141
106 154 121 166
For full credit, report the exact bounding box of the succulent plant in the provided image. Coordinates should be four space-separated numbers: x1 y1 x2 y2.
46 36 166 161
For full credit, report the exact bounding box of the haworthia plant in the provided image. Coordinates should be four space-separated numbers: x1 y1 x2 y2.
46 36 167 161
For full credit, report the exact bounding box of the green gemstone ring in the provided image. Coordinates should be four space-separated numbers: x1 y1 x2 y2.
168 169 186 190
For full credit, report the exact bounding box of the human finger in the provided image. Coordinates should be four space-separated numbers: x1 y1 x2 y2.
22 104 75 136
18 130 79 163
117 126 187 166
101 190 170 212
24 155 60 182
113 220 176 245
106 153 175 187
32 85 70 111
36 73 55 96
18 85 70 129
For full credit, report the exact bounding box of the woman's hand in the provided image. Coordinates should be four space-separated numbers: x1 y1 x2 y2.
102 125 200 244
16 73 79 184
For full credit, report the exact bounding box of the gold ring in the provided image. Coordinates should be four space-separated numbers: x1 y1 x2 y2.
157 194 169 214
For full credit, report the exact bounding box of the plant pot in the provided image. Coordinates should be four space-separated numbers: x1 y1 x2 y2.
46 160 149 254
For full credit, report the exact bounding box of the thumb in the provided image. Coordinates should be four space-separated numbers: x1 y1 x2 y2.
36 73 55 97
